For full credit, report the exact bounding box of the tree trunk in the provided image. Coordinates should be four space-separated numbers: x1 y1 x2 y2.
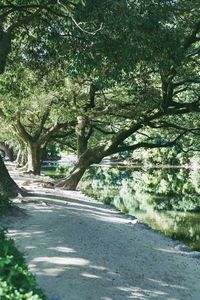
15 141 27 167
0 30 11 74
19 148 27 167
57 148 104 190
15 149 22 165
0 155 19 197
76 116 88 157
7 147 14 161
27 143 42 175
77 134 88 158
0 142 14 161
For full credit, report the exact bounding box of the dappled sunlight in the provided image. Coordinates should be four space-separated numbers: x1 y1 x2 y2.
89 265 107 271
81 272 101 279
88 212 131 225
63 205 119 217
26 195 119 214
31 267 71 277
6 195 199 299
154 243 193 255
26 246 37 250
154 247 180 254
31 209 53 213
65 206 129 224
118 286 168 299
32 256 90 266
147 279 187 290
22 196 132 226
27 246 186 300
65 200 118 214
9 229 45 238
48 246 76 254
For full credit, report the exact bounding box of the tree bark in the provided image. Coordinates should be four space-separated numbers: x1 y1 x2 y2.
27 143 42 175
0 155 19 197
15 145 27 167
0 142 14 161
57 148 104 190
76 116 88 157
0 30 11 74
15 149 22 165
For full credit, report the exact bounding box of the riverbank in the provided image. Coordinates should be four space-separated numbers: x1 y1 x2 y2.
1 164 200 299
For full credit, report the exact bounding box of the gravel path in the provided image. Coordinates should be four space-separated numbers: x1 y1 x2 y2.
2 188 200 300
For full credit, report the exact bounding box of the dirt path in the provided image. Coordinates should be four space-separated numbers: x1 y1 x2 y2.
1 187 199 300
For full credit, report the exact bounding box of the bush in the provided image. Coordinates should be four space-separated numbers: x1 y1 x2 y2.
148 194 200 212
0 228 46 300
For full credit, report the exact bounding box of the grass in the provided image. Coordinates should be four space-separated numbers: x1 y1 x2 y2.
0 228 46 300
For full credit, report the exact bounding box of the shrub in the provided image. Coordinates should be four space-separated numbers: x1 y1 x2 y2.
0 228 46 300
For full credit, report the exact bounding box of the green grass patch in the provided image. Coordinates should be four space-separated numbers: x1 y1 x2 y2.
0 228 46 300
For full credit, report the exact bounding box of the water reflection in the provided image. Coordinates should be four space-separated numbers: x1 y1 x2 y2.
81 166 200 251
42 165 200 251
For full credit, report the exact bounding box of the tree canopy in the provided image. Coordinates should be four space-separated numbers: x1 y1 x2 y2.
0 0 199 192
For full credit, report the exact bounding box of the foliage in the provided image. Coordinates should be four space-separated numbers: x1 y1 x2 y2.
43 144 61 161
0 0 200 188
81 165 200 212
148 194 200 212
81 164 200 250
139 210 200 251
42 165 72 180
0 228 46 299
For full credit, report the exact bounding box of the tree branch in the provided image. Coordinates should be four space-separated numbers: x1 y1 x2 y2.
184 21 200 49
15 113 33 143
93 125 116 135
115 130 188 153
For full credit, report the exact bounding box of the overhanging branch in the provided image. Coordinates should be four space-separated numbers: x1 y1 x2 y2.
115 130 188 153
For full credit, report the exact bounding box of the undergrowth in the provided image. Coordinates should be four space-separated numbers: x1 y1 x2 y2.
0 228 46 300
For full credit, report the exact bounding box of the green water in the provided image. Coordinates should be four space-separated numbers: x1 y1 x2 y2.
42 165 200 251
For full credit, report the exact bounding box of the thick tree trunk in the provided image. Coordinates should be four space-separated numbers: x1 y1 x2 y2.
7 147 14 161
27 143 42 175
15 149 22 165
57 148 104 190
0 142 14 161
0 155 19 197
15 140 27 167
77 134 88 158
76 116 88 157
0 30 11 74
58 164 88 190
18 148 27 167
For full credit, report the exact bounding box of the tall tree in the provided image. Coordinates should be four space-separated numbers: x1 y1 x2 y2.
0 0 81 197
0 0 199 194
0 66 76 175
56 0 200 189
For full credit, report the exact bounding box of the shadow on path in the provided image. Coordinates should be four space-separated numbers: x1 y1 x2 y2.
5 191 200 300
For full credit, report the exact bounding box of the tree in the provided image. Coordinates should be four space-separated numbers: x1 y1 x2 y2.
56 0 200 189
0 0 200 195
0 66 77 175
0 0 82 197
